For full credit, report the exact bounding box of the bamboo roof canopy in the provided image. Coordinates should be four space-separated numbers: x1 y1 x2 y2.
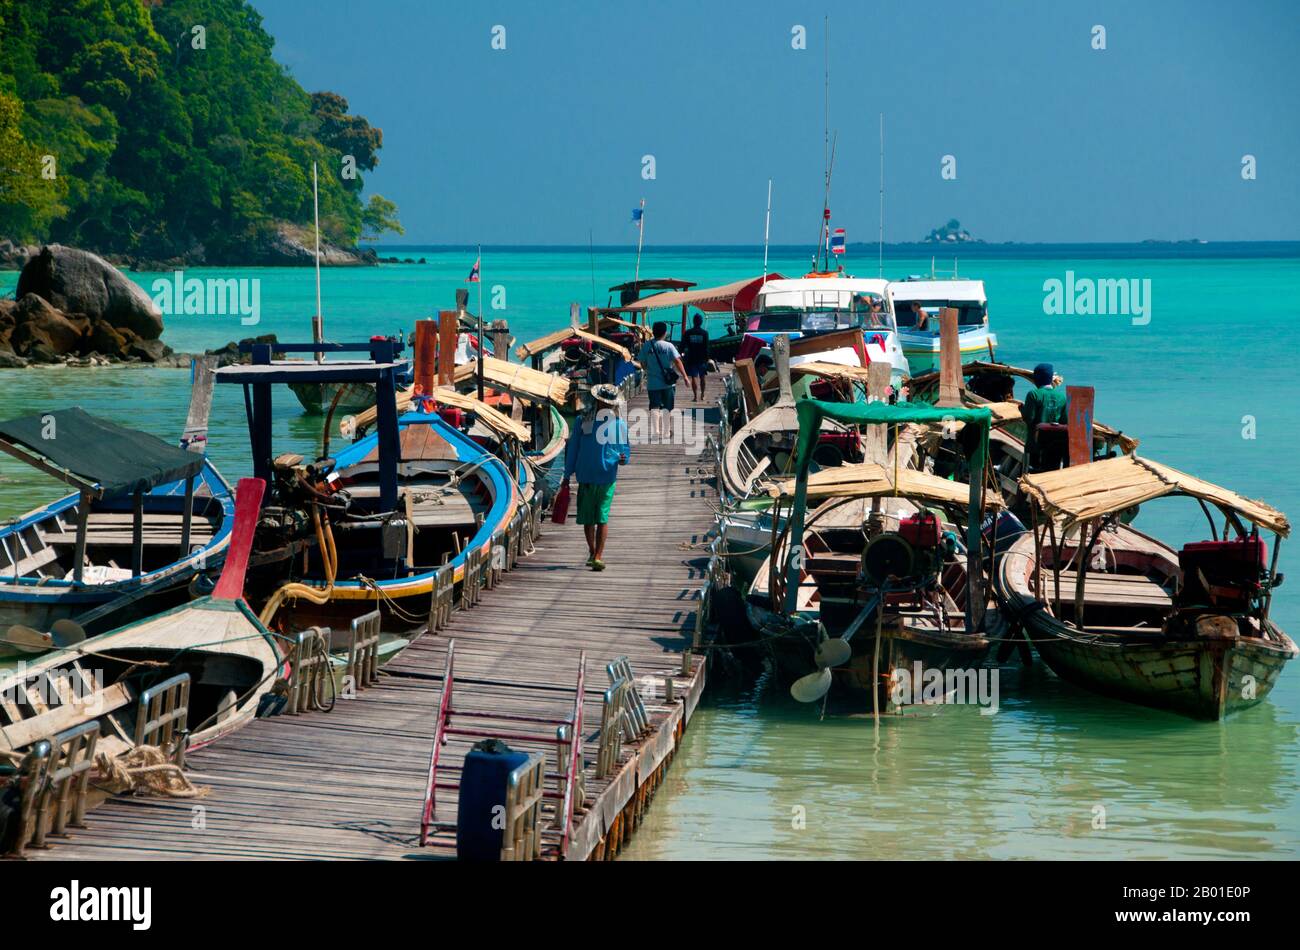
769 460 1004 509
452 356 571 404
514 326 632 362
1019 454 1290 536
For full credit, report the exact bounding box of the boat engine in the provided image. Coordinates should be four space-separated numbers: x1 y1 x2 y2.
859 513 951 587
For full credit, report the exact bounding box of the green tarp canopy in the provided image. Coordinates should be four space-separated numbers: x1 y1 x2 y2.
793 399 992 470
0 407 201 499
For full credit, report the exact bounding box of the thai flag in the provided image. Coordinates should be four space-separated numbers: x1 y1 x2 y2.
467 256 480 283
830 227 846 256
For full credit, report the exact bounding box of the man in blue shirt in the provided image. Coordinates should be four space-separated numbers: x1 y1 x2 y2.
562 383 631 571
636 321 686 442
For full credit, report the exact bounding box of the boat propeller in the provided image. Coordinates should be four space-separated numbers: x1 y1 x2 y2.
790 625 852 703
51 619 87 648
2 624 53 653
1 619 86 653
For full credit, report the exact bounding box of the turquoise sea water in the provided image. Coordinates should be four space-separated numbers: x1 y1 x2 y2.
3 244 1298 859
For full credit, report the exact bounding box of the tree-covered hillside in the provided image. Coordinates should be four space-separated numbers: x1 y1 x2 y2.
0 0 400 262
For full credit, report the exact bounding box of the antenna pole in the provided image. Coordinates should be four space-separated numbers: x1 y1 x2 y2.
477 243 485 402
878 113 885 279
589 228 597 306
312 161 323 361
762 178 773 284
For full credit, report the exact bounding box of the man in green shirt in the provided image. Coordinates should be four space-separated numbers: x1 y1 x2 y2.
1022 363 1068 472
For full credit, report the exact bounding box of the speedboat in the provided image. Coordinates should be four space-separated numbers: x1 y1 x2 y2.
743 276 910 384
887 278 997 374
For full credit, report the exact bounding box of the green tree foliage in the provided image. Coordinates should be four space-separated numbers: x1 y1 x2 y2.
361 194 403 239
0 0 396 260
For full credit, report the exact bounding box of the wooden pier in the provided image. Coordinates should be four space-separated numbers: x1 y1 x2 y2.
27 394 719 861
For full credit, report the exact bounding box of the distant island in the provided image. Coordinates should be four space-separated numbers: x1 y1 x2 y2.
0 0 400 268
924 219 981 244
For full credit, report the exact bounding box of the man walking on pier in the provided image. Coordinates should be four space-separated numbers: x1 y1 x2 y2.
563 383 630 571
682 312 711 402
636 321 687 442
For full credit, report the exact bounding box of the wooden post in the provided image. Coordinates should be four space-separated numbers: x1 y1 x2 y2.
437 311 457 386
131 490 144 578
587 306 599 337
414 319 437 394
936 307 961 408
1066 385 1095 468
734 359 761 416
681 303 688 340
72 490 90 584
490 321 511 363
180 473 194 559
863 362 891 465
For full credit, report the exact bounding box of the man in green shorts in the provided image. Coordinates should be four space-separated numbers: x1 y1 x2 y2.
562 384 630 571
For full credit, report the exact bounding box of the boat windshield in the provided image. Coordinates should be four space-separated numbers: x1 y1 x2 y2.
758 293 893 334
895 301 986 330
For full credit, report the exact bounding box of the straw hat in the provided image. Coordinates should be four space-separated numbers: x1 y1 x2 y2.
591 383 620 406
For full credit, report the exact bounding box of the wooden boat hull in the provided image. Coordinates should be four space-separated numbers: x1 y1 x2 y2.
0 596 284 759
1031 625 1295 720
0 460 235 644
271 411 519 631
289 380 376 415
996 525 1298 719
745 596 990 708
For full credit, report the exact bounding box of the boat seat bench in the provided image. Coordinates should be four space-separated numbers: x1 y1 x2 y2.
1036 569 1173 607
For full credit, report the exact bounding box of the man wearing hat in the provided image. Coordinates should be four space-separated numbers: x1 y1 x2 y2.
562 383 631 571
1021 362 1068 472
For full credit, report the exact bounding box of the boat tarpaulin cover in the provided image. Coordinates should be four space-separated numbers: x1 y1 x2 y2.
793 399 992 470
1019 455 1290 536
0 407 202 498
769 461 1003 508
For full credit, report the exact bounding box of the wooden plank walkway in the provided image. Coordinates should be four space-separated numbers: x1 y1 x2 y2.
28 393 719 861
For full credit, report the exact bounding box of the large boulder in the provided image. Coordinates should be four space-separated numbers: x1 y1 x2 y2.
8 294 87 355
16 245 164 339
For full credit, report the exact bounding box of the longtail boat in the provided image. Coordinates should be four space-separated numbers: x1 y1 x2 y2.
743 398 999 709
213 347 520 633
1 477 282 768
0 407 234 642
996 455 1296 719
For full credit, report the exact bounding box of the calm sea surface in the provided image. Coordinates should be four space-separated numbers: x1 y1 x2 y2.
3 244 1298 859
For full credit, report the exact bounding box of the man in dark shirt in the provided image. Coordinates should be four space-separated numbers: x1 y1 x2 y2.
681 313 711 402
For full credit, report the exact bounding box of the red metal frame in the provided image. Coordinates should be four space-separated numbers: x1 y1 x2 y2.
419 639 587 857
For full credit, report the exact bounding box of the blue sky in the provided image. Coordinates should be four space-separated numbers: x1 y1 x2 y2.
258 0 1298 245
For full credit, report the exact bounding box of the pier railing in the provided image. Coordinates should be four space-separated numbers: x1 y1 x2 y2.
346 610 382 691
420 639 588 859
133 673 191 767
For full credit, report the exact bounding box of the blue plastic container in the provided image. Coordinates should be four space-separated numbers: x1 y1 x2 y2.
456 738 531 861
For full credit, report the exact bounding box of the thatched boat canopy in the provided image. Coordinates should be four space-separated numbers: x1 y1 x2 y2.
1019 455 1290 536
769 460 1003 509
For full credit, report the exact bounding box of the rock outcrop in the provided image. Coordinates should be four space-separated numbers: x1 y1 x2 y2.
17 245 165 339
